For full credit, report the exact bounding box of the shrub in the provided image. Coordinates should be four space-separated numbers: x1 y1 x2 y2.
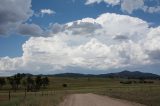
62 83 67 88
120 81 132 84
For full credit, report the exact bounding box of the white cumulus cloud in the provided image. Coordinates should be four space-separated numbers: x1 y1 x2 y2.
40 9 55 17
121 0 144 14
85 0 160 14
85 0 120 5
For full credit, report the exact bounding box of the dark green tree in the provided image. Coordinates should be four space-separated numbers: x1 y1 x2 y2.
42 77 49 88
14 73 22 89
62 83 67 88
0 78 6 89
7 73 24 91
26 76 35 92
22 78 27 88
7 77 16 91
35 76 42 90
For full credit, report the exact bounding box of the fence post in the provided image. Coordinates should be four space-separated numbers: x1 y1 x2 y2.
9 90 11 101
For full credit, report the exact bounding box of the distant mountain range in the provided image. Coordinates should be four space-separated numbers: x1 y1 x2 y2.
52 70 160 79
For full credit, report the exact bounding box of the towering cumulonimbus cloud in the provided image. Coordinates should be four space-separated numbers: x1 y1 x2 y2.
0 13 160 74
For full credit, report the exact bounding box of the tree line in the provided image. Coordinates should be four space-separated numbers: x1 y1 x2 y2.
0 73 49 92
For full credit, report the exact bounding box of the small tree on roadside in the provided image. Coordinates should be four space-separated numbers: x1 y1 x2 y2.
7 77 16 91
14 73 22 90
0 78 6 89
7 73 24 91
26 76 35 92
62 83 67 88
22 78 27 88
42 77 49 88
35 76 42 90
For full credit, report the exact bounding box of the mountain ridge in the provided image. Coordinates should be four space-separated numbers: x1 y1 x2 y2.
51 70 160 79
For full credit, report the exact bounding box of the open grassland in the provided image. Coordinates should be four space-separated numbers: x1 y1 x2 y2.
0 77 160 106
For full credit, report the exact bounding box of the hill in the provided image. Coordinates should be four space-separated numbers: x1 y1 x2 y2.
52 70 160 79
99 70 160 79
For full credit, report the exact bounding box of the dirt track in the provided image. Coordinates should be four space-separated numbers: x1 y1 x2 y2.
59 93 145 106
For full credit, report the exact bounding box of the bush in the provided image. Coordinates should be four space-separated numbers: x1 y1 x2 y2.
0 78 6 89
62 83 68 88
120 81 132 84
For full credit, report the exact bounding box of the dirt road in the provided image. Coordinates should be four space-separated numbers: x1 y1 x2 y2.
59 93 145 106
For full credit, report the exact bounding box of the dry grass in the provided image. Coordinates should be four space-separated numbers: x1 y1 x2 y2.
0 77 160 106
0 91 66 106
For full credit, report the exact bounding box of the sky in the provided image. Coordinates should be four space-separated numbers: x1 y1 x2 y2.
0 0 160 76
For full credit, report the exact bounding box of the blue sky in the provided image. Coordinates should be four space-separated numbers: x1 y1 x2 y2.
0 0 160 75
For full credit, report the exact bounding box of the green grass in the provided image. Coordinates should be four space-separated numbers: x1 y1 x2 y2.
0 77 160 106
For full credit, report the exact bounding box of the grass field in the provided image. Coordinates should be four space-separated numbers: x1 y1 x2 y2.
0 77 160 106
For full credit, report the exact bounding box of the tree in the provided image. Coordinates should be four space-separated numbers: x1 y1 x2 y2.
42 77 49 88
7 77 16 91
35 76 42 90
21 78 27 88
62 83 67 88
26 76 35 92
7 73 24 91
14 73 22 89
0 78 6 89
